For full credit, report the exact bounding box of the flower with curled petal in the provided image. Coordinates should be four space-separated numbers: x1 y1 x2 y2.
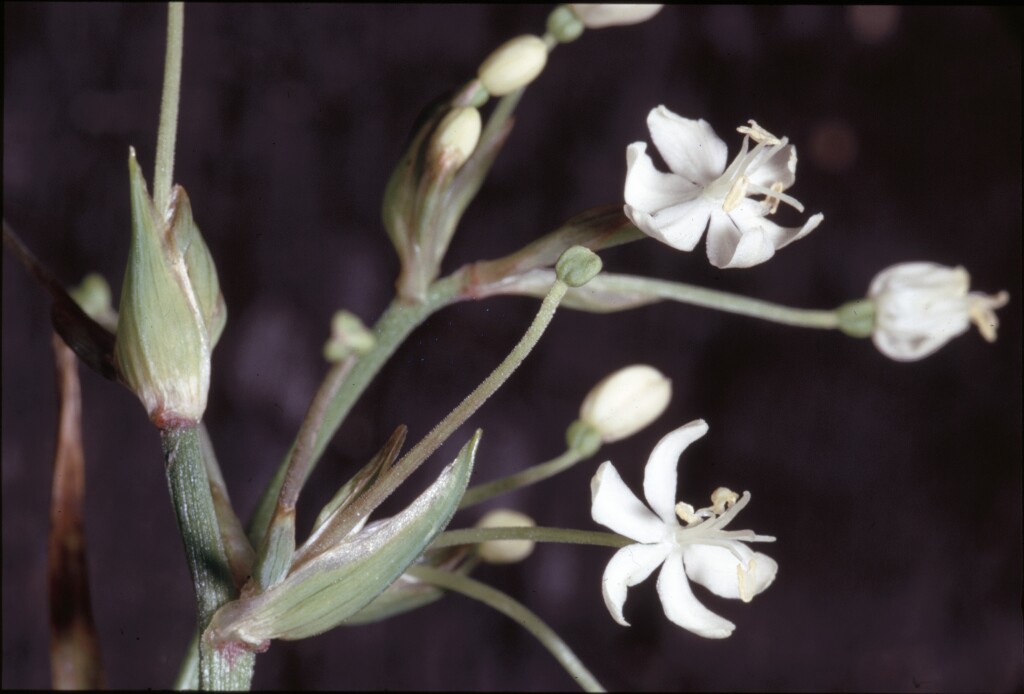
868 262 1009 361
591 420 777 638
624 106 823 268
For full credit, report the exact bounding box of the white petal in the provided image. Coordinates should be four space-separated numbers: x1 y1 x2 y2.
647 106 728 184
762 211 824 251
705 207 775 269
591 461 667 543
643 420 709 525
624 142 699 213
680 543 772 599
635 198 711 251
746 143 797 190
656 550 736 638
601 542 673 626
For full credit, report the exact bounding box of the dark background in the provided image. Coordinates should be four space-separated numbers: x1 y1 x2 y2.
3 5 1021 691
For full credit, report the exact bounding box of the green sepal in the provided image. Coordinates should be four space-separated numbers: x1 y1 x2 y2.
207 430 481 645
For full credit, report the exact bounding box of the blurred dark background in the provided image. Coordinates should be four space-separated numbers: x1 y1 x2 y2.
3 5 1021 691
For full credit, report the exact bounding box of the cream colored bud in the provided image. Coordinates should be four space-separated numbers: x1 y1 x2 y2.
478 35 548 97
428 107 482 171
579 365 672 443
476 509 536 564
568 4 663 29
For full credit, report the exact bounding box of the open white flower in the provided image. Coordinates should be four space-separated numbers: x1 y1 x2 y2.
868 262 1009 361
591 420 777 638
624 106 823 269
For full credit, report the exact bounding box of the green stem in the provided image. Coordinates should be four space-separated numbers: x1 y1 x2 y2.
343 279 569 521
409 565 605 692
162 425 254 690
432 526 631 551
154 2 184 211
247 275 463 547
459 448 583 509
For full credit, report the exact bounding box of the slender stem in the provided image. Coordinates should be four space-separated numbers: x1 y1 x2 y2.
154 2 184 210
343 280 569 523
409 565 605 692
247 275 463 547
162 425 254 690
602 274 841 327
432 526 631 551
459 448 583 509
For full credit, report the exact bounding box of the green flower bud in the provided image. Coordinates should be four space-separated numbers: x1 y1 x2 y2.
114 148 226 428
555 245 603 287
547 6 585 43
478 35 548 97
323 310 376 362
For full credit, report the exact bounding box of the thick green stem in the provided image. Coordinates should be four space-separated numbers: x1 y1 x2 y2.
432 526 631 551
459 448 584 509
409 565 605 692
154 2 184 210
162 425 254 690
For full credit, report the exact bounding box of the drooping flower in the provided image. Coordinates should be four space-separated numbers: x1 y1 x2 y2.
867 262 1009 361
591 420 777 638
624 106 823 269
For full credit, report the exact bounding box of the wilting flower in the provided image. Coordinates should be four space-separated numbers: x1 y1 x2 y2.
591 420 777 638
624 106 823 268
868 262 1009 361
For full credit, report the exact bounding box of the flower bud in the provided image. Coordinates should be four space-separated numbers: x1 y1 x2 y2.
555 245 602 287
477 35 548 97
114 148 226 428
546 6 585 43
579 365 672 443
568 4 663 29
476 509 536 564
867 262 1009 361
427 107 482 172
69 272 118 332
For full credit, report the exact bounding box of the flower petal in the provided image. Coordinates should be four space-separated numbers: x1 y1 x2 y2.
656 550 736 638
746 142 797 191
647 106 728 184
681 543 778 600
601 542 673 626
591 461 667 543
643 420 709 525
629 198 711 251
761 211 824 251
624 142 699 213
705 207 776 269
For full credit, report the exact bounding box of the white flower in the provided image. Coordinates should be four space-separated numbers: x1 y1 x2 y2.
624 106 824 269
569 4 664 29
868 262 1009 361
591 420 777 638
579 364 672 443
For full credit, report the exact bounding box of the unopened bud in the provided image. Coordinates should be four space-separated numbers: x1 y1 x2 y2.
115 148 226 428
579 365 671 443
555 245 602 287
547 6 585 43
569 4 664 29
478 35 548 97
70 272 118 332
428 107 482 172
324 310 376 362
476 509 536 564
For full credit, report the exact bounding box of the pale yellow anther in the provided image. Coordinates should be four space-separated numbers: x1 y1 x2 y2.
675 501 701 525
737 559 758 603
722 176 749 213
968 291 1009 342
710 487 739 514
765 181 786 215
737 120 782 146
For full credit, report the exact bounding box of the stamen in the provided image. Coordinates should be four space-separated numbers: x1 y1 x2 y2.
765 182 786 215
722 176 749 212
710 487 739 514
675 501 701 525
737 120 782 146
737 559 758 602
746 181 805 213
968 291 1009 342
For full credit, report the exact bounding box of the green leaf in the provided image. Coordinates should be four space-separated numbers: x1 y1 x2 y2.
207 430 480 646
